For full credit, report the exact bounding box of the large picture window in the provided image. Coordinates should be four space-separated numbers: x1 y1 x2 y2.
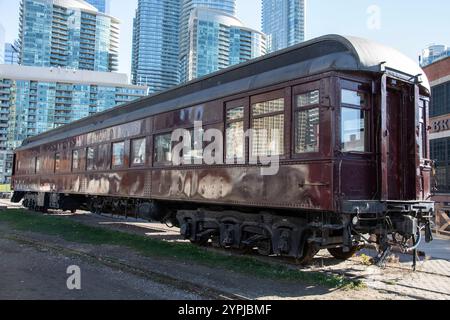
55 152 61 172
226 106 245 161
112 142 125 167
340 89 369 153
35 157 41 173
294 90 320 153
86 147 96 171
251 97 284 157
154 134 172 164
183 128 204 164
131 138 146 166
72 150 80 171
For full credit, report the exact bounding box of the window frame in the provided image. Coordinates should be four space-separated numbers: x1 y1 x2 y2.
292 85 321 156
225 98 248 163
86 146 96 171
34 156 40 174
153 132 173 166
130 137 147 167
111 141 126 168
339 81 372 154
72 149 81 172
250 89 288 159
54 152 61 173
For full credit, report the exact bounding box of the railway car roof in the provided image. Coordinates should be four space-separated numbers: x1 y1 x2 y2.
18 34 430 151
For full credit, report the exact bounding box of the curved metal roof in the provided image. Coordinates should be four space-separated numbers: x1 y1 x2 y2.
18 34 429 150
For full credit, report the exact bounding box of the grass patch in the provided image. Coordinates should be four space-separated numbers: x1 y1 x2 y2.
0 209 364 289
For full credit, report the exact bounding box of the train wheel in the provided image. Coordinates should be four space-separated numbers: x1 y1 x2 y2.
296 242 319 265
327 246 360 260
257 239 272 256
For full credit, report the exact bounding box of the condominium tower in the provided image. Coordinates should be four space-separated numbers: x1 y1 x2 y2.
0 64 148 183
85 0 108 13
4 41 20 65
19 0 119 72
186 8 266 81
0 24 5 64
262 0 305 53
131 0 180 93
179 0 237 83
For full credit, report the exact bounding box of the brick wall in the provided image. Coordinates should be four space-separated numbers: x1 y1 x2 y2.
424 57 450 82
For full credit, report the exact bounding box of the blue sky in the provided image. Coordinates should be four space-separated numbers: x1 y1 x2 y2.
0 0 449 78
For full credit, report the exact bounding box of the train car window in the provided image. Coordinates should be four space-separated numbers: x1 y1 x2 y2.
294 90 320 153
35 157 41 174
295 108 320 153
341 89 367 107
154 134 172 164
183 128 204 164
86 147 96 171
131 138 146 166
226 106 245 161
55 152 61 172
297 90 320 107
72 150 80 171
112 142 125 167
251 98 285 157
227 106 244 121
340 88 369 153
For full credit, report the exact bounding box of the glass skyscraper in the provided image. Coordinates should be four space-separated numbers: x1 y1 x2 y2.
186 8 266 81
4 42 20 65
85 0 108 13
262 0 305 53
179 0 236 83
0 24 5 64
19 0 119 72
0 64 148 183
131 0 180 93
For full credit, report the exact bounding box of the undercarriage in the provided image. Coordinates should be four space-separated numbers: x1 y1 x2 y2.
13 192 435 267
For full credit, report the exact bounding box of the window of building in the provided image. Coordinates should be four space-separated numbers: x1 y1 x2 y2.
86 147 96 171
131 138 146 166
226 106 245 161
430 137 450 193
72 150 80 171
154 134 172 164
55 152 61 172
430 82 450 117
294 90 320 153
251 97 285 157
341 89 369 152
112 142 125 167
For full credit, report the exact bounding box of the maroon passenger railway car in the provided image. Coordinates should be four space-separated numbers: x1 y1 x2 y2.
11 35 435 264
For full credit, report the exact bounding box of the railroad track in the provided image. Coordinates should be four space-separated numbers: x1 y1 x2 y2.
0 233 251 301
3 206 450 299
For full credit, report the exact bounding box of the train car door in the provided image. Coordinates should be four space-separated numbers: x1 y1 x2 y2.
386 88 402 200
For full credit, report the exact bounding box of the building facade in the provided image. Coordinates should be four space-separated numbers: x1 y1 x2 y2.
421 44 450 67
131 0 180 93
0 24 5 64
0 64 147 183
179 0 236 83
186 8 266 81
4 42 20 65
423 57 450 208
262 0 305 53
19 0 119 72
85 0 108 13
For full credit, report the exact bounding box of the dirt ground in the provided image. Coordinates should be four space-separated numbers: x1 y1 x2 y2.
0 199 449 300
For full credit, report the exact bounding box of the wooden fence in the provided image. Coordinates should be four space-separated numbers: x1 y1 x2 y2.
436 208 450 237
